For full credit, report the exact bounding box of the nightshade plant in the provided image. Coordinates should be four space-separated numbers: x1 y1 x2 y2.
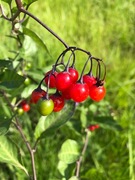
0 0 122 179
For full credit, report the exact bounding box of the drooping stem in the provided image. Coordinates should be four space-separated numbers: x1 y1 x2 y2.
75 130 90 178
78 56 91 83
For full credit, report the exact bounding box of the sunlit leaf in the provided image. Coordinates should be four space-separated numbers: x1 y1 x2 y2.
23 0 37 5
23 35 37 56
0 70 25 89
0 135 29 175
23 27 50 55
1 0 12 4
57 161 68 176
36 101 76 139
58 139 80 164
34 116 47 139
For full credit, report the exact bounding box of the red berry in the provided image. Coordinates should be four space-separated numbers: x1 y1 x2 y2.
61 87 72 100
22 103 30 112
83 75 97 88
88 124 100 131
68 67 79 83
30 88 46 104
56 71 73 91
44 70 58 88
50 94 65 112
89 85 106 102
20 100 30 112
70 82 89 102
95 124 100 129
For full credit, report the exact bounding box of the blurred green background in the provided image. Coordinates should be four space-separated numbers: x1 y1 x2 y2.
0 0 135 179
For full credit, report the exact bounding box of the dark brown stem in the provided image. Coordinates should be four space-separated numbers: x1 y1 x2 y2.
75 130 90 178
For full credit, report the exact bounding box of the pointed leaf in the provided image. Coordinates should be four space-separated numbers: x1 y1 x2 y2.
23 35 37 56
37 101 76 139
23 27 50 55
58 139 80 164
0 135 29 175
34 116 47 139
57 160 68 176
0 70 25 89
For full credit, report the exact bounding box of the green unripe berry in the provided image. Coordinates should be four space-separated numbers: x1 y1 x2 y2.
17 108 24 115
37 99 54 116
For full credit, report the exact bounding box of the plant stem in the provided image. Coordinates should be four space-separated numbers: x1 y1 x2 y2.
15 0 69 48
1 90 37 180
13 119 37 180
75 130 90 178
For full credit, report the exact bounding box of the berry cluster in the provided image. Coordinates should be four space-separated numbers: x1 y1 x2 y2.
17 100 30 115
30 47 106 116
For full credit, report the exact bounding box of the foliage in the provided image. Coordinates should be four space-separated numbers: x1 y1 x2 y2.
0 0 135 179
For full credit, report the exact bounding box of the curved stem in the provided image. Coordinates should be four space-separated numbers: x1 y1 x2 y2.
65 50 76 71
78 55 92 83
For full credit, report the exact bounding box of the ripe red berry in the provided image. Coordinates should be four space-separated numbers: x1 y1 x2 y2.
88 124 100 131
22 103 30 112
70 82 89 102
61 87 72 100
68 67 79 83
89 85 106 102
20 100 30 112
83 75 97 88
56 71 73 91
44 70 58 88
50 94 65 112
30 88 46 104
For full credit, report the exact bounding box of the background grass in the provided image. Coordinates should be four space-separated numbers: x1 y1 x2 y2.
0 0 135 179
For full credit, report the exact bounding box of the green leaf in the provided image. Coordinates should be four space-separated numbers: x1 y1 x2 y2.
57 161 68 176
83 168 106 179
92 116 123 131
0 70 25 89
0 113 13 135
58 139 80 164
34 116 47 139
22 35 37 56
1 0 12 4
35 101 76 139
0 60 12 70
0 135 29 175
23 27 50 55
23 0 37 5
